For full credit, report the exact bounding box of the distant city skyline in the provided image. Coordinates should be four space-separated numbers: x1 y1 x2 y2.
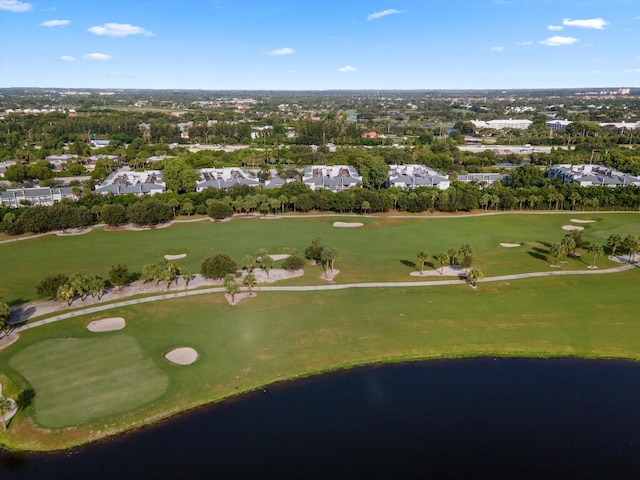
1 0 638 90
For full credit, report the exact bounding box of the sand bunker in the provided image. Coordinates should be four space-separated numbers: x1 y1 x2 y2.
333 222 363 228
87 317 126 332
570 219 596 224
500 243 521 248
269 254 291 261
164 253 187 260
562 225 584 231
164 347 198 365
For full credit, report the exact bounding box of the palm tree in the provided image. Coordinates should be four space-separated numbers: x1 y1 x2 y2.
278 194 288 214
181 268 192 287
243 272 257 296
467 269 482 287
260 255 274 278
562 234 576 259
326 247 340 272
549 243 564 267
587 244 604 268
435 252 449 275
417 251 430 274
241 255 256 273
569 192 581 211
623 235 639 263
607 234 622 259
224 275 240 304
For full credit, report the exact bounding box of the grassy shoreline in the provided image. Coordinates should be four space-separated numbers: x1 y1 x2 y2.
1 213 639 451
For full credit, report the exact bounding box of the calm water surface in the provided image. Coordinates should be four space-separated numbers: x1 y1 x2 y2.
2 358 640 479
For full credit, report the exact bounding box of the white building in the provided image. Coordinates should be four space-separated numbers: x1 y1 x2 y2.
196 167 260 191
95 170 166 195
302 165 362 192
0 187 78 208
388 164 450 190
471 119 533 130
548 164 640 187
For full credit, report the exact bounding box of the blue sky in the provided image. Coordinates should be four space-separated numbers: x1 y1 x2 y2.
1 0 638 90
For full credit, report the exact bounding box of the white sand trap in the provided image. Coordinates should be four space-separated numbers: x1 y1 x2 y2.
87 317 126 332
269 254 290 261
562 225 584 231
500 243 522 248
570 219 596 224
164 253 187 260
164 347 199 365
333 222 363 228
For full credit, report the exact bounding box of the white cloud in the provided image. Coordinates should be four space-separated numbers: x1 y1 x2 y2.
0 0 32 12
267 47 295 56
490 46 504 52
59 55 75 62
337 65 357 73
88 23 153 37
367 9 404 21
84 53 112 61
547 25 563 31
515 41 533 46
40 19 70 27
562 18 609 30
539 36 579 47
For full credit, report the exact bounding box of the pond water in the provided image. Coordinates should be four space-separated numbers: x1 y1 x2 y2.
2 358 640 479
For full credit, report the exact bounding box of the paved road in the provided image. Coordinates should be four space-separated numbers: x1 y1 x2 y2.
13 262 638 334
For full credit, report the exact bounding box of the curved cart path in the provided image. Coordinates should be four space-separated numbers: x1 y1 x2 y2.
12 262 638 334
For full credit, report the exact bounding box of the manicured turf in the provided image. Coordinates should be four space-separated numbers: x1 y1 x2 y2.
1 212 639 304
0 212 639 450
8 335 167 428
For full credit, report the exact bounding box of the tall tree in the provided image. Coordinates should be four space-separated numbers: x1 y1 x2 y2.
587 244 604 268
607 234 622 259
623 235 639 263
435 252 449 275
467 269 483 287
417 251 430 274
243 272 257 295
224 275 240 304
109 264 129 290
549 243 564 267
260 255 274 278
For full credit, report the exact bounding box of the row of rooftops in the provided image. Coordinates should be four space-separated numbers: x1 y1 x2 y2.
472 119 640 131
4 163 637 208
548 164 640 187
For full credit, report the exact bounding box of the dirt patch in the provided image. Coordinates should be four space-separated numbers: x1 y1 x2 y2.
86 317 126 332
333 222 363 228
562 225 584 231
164 347 198 365
164 254 187 260
500 243 521 248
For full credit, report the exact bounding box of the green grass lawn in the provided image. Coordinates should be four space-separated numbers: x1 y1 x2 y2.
1 212 638 305
0 212 639 450
8 335 167 428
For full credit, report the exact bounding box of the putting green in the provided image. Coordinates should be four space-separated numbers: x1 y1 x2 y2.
9 335 168 428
